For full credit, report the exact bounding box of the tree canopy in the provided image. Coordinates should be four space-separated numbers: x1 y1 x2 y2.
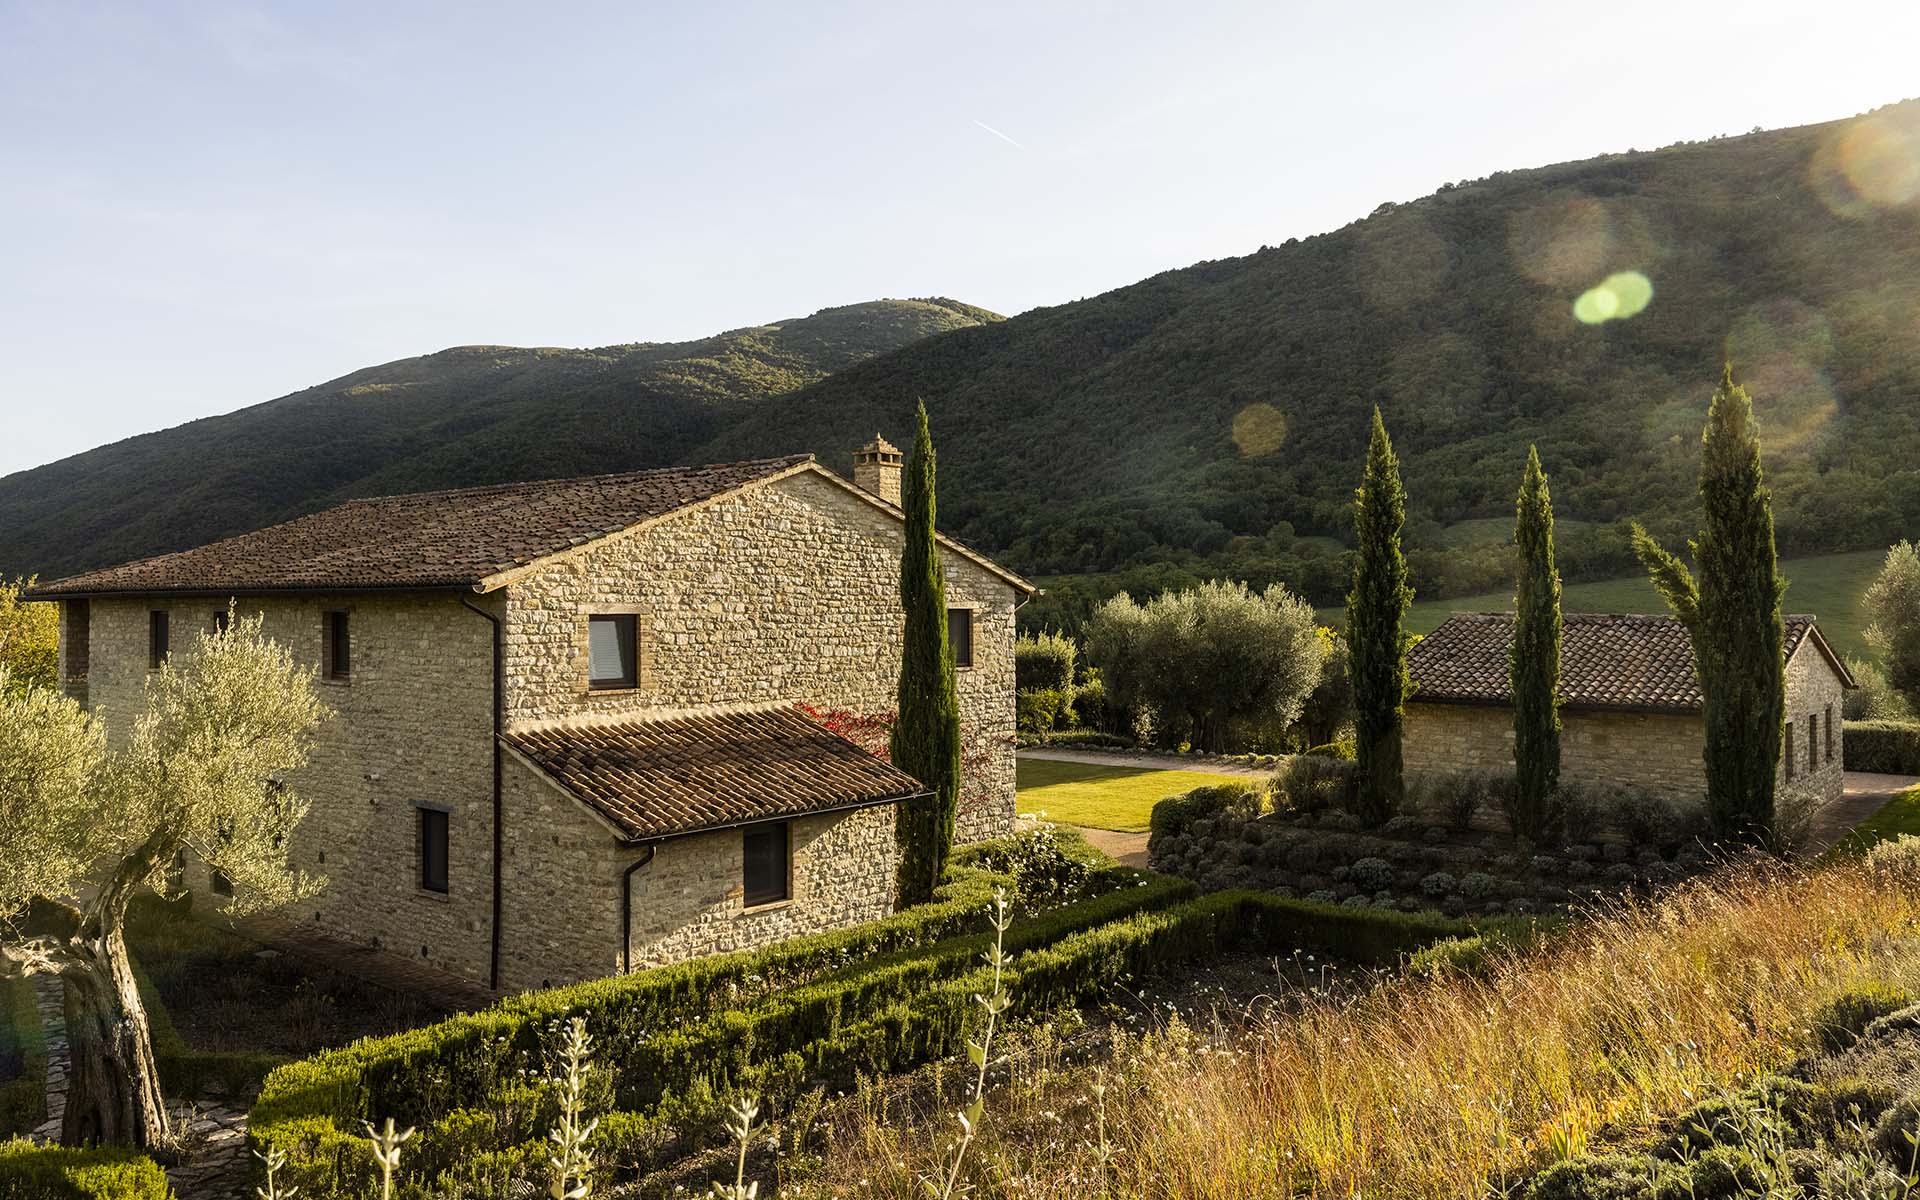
1084 579 1325 755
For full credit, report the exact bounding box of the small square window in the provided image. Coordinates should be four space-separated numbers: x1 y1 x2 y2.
210 868 232 897
419 808 449 894
947 608 974 670
742 823 790 907
588 614 638 689
212 609 230 634
149 610 169 669
325 611 351 681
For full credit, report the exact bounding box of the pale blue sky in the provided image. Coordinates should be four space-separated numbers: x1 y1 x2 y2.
3 0 1916 476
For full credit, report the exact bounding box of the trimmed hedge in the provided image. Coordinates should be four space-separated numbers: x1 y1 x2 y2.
0 1141 170 1200
254 856 1496 1198
0 979 47 1137
252 861 1025 1192
1845 720 1920 775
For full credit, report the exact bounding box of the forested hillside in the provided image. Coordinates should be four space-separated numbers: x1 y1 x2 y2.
0 298 997 577
700 100 1920 627
8 101 1920 615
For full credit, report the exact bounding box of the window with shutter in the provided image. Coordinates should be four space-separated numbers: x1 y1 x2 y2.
419 808 449 894
588 614 638 689
947 608 974 670
742 823 790 907
149 610 169 669
326 611 351 680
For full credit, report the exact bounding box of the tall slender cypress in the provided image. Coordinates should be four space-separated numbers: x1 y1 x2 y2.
1510 445 1562 841
1346 408 1412 825
1632 365 1785 846
890 401 963 904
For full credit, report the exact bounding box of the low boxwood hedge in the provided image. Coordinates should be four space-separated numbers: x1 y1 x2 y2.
254 850 1499 1199
0 1141 170 1200
1846 720 1920 774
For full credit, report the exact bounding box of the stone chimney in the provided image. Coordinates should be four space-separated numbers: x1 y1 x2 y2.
852 434 904 506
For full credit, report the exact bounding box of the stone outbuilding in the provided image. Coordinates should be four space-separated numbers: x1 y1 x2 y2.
1403 612 1854 804
30 449 1032 993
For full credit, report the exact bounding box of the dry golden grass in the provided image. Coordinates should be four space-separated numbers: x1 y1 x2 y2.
798 845 1920 1200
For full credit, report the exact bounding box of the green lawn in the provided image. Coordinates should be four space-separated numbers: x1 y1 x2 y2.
1016 758 1252 832
1317 549 1883 659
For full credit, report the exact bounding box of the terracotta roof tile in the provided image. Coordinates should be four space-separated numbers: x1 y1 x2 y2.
28 456 813 597
503 705 924 842
1406 612 1822 712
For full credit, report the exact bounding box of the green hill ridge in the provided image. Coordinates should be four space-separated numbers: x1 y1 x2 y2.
0 298 996 578
6 101 1920 617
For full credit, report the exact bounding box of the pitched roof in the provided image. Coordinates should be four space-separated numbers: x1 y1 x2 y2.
28 453 1037 598
1406 612 1848 713
502 704 925 843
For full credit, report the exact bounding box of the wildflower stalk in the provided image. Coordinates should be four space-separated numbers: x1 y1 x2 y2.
711 1095 763 1200
254 1143 294 1200
363 1118 415 1200
925 888 1014 1200
548 1016 600 1200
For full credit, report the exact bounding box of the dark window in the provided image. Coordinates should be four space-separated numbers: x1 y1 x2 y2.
148 610 169 668
210 868 232 897
212 609 230 634
1810 714 1819 770
947 608 974 669
326 611 351 681
742 823 790 907
419 808 449 894
1826 705 1835 763
588 614 638 689
63 600 89 682
1785 721 1795 780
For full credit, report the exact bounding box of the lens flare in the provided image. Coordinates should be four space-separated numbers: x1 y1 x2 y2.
1573 271 1653 324
1231 403 1288 457
1811 107 1920 216
1508 193 1613 286
1729 299 1839 456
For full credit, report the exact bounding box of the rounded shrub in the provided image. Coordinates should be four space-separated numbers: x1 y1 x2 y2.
1348 857 1394 891
1810 982 1917 1055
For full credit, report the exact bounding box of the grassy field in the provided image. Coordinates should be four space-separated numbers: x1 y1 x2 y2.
1318 549 1884 659
1016 757 1253 832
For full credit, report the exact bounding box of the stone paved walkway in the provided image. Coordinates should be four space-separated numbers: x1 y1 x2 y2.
233 911 498 1012
1802 771 1920 855
28 974 251 1198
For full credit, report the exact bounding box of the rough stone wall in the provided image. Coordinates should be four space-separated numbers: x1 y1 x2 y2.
496 754 625 990
1404 702 1710 799
622 803 898 974
1404 633 1851 806
498 470 1019 841
1783 637 1847 805
73 594 499 987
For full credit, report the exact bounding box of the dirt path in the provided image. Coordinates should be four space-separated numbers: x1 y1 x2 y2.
1075 827 1151 867
1017 748 1279 777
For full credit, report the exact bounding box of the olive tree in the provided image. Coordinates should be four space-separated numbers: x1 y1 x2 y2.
0 612 326 1148
1865 540 1920 713
1084 580 1326 753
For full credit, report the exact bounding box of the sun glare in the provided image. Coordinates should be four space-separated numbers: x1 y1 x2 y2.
1573 271 1653 324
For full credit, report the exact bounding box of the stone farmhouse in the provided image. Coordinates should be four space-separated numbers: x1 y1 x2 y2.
30 442 1031 993
1404 612 1854 804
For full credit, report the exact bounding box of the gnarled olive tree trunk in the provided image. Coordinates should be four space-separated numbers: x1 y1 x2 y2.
59 927 167 1148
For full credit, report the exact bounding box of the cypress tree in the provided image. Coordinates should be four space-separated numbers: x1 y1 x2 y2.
1632 365 1785 847
1510 445 1562 842
1346 408 1412 825
890 400 963 904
